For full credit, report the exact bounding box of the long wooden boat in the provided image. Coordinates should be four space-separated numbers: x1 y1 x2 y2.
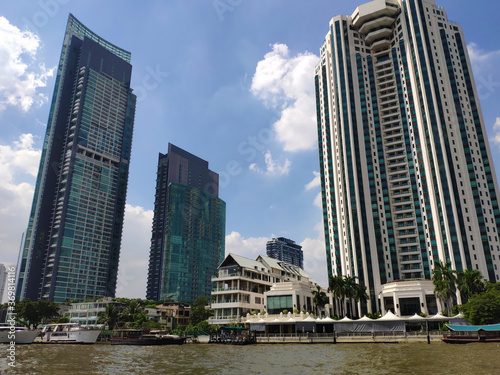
110 329 185 345
442 323 500 343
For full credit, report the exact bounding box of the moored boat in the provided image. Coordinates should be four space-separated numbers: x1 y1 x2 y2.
442 323 500 343
0 324 40 344
38 323 101 344
110 329 185 345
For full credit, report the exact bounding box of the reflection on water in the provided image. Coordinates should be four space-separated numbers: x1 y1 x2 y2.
2 342 500 374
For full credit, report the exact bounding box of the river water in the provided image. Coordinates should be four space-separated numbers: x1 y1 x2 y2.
2 342 500 374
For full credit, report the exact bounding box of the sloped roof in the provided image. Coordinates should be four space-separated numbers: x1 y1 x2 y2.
219 253 269 271
428 313 448 320
258 255 313 280
407 313 426 321
338 316 353 322
357 315 374 322
378 311 403 321
447 323 500 332
321 317 335 323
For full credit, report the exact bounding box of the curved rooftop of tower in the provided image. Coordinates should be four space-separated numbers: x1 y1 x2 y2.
66 13 131 63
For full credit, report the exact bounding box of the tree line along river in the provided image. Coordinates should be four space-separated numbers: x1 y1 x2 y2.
2 341 500 374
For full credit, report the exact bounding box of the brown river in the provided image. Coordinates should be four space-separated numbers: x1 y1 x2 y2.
1 342 500 374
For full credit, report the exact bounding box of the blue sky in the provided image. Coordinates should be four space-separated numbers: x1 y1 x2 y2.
1 0 500 300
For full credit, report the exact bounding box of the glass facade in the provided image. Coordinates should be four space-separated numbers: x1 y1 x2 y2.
267 295 293 314
266 237 304 269
147 144 225 304
16 14 135 302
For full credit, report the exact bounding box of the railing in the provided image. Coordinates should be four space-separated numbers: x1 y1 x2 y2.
212 287 239 292
212 299 251 305
398 238 418 244
254 331 447 342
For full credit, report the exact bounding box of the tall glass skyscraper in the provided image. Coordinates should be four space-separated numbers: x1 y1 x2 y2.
266 237 304 270
147 144 225 303
315 0 500 315
16 14 136 302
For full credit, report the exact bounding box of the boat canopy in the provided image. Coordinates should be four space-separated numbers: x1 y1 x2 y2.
447 323 500 332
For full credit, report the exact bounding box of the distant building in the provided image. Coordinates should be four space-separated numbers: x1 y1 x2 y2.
147 303 191 330
266 237 304 269
210 253 324 325
15 14 136 302
146 143 226 304
0 264 7 303
68 298 121 327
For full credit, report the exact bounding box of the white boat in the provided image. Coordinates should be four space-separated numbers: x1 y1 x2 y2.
39 323 101 344
0 324 41 344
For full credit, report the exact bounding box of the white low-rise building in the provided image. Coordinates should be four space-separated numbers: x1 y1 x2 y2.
68 297 121 327
210 253 328 325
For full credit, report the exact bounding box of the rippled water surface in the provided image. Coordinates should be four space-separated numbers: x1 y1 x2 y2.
2 342 500 374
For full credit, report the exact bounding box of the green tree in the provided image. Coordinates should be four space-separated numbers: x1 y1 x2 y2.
98 303 120 330
312 285 329 317
328 275 345 318
432 261 457 315
15 300 60 329
343 275 359 318
353 282 369 316
190 296 212 326
456 269 486 303
55 316 70 323
121 299 144 323
461 283 500 325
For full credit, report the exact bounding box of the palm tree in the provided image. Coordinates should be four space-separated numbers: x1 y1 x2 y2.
98 303 119 330
343 275 359 318
121 299 144 323
312 285 329 317
328 275 345 317
456 269 486 303
432 261 457 315
353 282 369 316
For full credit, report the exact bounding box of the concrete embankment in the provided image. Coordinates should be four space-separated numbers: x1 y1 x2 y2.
255 335 441 344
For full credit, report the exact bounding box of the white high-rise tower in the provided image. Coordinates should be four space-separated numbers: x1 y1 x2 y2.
315 0 500 316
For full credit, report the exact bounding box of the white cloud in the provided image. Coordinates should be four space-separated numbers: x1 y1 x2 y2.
0 134 41 263
466 43 500 100
300 221 328 288
115 204 153 299
249 150 291 176
251 43 319 152
313 192 322 209
492 117 500 145
0 16 54 113
225 231 270 260
305 171 320 190
467 42 500 65
305 171 322 208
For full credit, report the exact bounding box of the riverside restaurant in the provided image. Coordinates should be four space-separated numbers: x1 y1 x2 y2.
243 311 467 342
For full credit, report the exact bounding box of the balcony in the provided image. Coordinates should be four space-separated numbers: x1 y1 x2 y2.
399 246 419 253
397 230 417 237
393 205 413 213
398 238 418 245
400 264 423 272
400 255 421 263
392 197 412 205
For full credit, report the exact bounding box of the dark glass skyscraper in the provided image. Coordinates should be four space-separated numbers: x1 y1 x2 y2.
147 144 225 303
16 14 136 302
266 237 304 269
